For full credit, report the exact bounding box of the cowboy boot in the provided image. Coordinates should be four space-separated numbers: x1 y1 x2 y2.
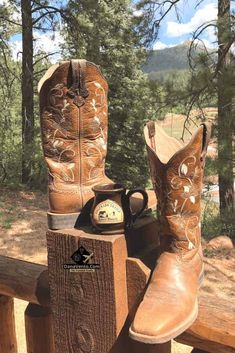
129 122 211 343
38 59 112 229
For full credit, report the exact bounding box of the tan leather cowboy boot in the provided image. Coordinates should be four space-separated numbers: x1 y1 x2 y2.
129 122 211 343
38 60 112 229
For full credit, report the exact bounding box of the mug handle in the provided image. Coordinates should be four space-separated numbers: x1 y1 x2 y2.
125 188 148 227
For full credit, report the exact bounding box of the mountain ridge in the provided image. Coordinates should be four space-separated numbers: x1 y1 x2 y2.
143 41 211 73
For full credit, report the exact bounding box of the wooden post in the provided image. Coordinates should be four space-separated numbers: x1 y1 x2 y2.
126 256 171 353
0 295 18 353
25 303 55 353
47 216 165 353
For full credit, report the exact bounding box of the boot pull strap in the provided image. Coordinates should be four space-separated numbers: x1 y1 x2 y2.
78 59 89 98
71 59 80 91
146 121 156 151
200 123 211 162
67 60 89 105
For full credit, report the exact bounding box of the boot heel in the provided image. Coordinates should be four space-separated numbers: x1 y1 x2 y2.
47 212 80 230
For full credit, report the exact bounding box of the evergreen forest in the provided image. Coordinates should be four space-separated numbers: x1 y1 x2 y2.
0 0 234 236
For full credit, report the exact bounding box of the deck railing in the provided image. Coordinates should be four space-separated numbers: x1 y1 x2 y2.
0 216 234 353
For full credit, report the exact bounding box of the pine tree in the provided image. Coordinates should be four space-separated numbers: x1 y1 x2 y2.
136 0 234 225
0 0 65 187
63 0 159 187
217 0 234 215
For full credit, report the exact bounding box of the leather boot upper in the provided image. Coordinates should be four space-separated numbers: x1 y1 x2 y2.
39 60 111 213
130 122 211 343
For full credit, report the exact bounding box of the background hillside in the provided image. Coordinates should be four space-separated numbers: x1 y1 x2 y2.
142 41 215 80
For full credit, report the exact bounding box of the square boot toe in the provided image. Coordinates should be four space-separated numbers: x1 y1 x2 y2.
129 299 197 344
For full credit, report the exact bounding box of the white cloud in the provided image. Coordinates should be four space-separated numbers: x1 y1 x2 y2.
0 0 21 22
130 3 143 18
10 30 64 62
133 9 143 17
231 43 235 55
9 40 22 60
193 38 216 49
167 3 217 37
153 41 175 50
11 8 21 23
34 30 64 59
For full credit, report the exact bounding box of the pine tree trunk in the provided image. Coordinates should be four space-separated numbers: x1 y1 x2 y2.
217 0 234 216
21 0 34 185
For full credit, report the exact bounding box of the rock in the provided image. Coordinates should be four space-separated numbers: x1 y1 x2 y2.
207 235 234 251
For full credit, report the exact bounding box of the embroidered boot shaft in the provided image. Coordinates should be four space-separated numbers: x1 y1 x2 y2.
129 122 211 344
38 60 112 229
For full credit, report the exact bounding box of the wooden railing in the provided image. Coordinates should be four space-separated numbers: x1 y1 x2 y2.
0 216 234 353
0 256 53 353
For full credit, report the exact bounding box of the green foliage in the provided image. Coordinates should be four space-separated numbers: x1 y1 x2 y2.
202 199 234 240
143 42 216 73
204 157 218 177
0 56 21 184
203 247 234 259
148 69 190 84
0 50 50 190
143 43 192 73
63 0 160 187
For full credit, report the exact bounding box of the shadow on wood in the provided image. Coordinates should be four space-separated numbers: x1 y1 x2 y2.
25 303 55 353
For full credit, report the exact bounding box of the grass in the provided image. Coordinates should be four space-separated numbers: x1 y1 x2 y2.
202 198 234 241
0 207 17 229
160 116 198 141
0 195 21 230
203 247 235 259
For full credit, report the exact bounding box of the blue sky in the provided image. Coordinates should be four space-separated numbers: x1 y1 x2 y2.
145 0 218 49
0 0 223 60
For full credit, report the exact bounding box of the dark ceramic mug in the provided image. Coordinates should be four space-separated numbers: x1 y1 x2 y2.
91 183 148 234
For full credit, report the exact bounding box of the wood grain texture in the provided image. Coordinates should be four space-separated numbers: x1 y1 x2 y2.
0 256 49 306
126 257 150 313
176 294 235 352
46 218 235 353
47 228 130 353
177 332 235 353
25 303 55 353
0 295 18 353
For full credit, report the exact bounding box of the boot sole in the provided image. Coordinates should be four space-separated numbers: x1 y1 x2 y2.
129 270 204 344
129 302 198 344
47 212 80 230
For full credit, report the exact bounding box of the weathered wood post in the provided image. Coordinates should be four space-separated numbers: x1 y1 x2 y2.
0 295 17 353
25 303 55 353
47 216 171 353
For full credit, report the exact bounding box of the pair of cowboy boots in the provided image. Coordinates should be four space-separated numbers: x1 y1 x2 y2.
39 59 152 229
129 122 211 343
39 59 210 342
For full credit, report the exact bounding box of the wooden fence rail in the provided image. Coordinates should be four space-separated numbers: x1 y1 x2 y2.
0 216 234 353
0 256 53 353
0 256 49 306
